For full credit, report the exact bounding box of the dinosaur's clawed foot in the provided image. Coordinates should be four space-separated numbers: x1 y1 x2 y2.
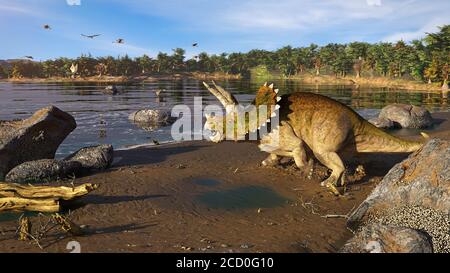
320 177 343 196
297 159 314 179
261 154 280 167
325 182 342 196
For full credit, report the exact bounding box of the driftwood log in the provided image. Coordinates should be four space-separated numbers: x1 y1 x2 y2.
0 183 98 213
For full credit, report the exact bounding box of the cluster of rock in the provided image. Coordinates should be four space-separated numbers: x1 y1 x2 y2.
369 104 434 129
341 138 450 253
103 85 121 95
0 106 114 183
128 109 176 131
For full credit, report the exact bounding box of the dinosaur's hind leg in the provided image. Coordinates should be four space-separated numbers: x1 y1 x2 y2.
314 151 346 196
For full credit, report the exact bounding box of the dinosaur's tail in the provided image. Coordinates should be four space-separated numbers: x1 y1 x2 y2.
355 121 428 153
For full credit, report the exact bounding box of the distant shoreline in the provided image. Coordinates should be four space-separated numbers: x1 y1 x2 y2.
287 74 447 92
0 73 447 92
0 72 242 84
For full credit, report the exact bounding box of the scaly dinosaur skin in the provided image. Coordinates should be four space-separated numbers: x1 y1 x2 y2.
260 92 423 190
203 82 425 194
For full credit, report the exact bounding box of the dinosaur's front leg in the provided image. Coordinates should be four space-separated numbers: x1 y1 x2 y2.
292 145 314 179
261 153 280 167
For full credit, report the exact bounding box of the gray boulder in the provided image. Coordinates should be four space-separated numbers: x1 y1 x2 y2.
378 104 433 128
347 138 450 252
103 85 119 95
128 109 176 131
65 144 113 171
0 106 76 180
5 159 81 183
340 223 433 253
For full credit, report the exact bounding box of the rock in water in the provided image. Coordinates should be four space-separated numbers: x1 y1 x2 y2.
340 223 433 253
5 159 81 183
378 104 433 128
128 109 176 131
0 106 76 180
103 85 118 95
347 138 450 252
65 144 113 171
368 117 394 129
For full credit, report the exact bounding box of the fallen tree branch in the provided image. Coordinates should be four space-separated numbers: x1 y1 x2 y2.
0 183 98 200
0 197 60 212
52 213 85 236
13 212 85 249
320 205 356 220
0 183 98 213
321 214 349 219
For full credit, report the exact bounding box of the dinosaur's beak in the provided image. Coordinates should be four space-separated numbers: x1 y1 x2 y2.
209 130 224 143
203 121 224 143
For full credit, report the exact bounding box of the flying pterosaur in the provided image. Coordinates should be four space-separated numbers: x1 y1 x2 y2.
43 24 51 30
81 34 101 39
192 43 198 47
114 38 125 44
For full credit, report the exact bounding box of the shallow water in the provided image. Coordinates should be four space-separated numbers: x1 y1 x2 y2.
0 211 37 223
0 79 448 156
195 185 289 210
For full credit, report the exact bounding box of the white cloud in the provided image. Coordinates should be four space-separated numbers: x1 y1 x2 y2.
367 0 382 7
383 18 449 42
66 0 81 6
0 2 38 15
114 0 398 31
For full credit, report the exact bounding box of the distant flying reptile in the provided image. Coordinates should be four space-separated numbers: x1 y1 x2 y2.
192 43 198 47
114 38 124 44
43 24 51 30
81 34 101 39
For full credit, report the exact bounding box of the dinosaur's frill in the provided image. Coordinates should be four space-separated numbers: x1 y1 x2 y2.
249 82 281 133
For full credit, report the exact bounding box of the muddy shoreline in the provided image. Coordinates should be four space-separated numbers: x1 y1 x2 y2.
0 112 449 253
0 72 241 84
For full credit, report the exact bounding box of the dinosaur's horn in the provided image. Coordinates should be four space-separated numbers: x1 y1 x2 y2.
212 81 238 105
203 81 238 108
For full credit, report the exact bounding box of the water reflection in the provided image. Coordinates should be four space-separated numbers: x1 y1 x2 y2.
0 79 448 156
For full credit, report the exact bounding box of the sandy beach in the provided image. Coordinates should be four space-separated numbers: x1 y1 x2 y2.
0 112 449 253
0 72 242 84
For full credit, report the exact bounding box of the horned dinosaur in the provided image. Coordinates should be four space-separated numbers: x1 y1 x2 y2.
203 81 428 195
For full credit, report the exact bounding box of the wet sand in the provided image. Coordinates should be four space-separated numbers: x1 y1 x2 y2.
0 112 449 253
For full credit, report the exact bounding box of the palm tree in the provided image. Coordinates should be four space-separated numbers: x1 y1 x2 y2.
156 52 170 73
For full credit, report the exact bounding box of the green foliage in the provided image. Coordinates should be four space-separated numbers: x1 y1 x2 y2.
424 58 439 82
1 25 448 83
11 65 23 78
250 65 272 79
0 65 6 78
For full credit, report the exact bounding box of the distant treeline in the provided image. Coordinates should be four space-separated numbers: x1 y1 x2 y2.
1 25 448 85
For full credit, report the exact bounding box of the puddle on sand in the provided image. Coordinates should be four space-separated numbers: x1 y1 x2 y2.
0 211 36 223
191 178 222 187
195 186 289 210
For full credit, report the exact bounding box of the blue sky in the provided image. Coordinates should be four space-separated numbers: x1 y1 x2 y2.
0 0 449 60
